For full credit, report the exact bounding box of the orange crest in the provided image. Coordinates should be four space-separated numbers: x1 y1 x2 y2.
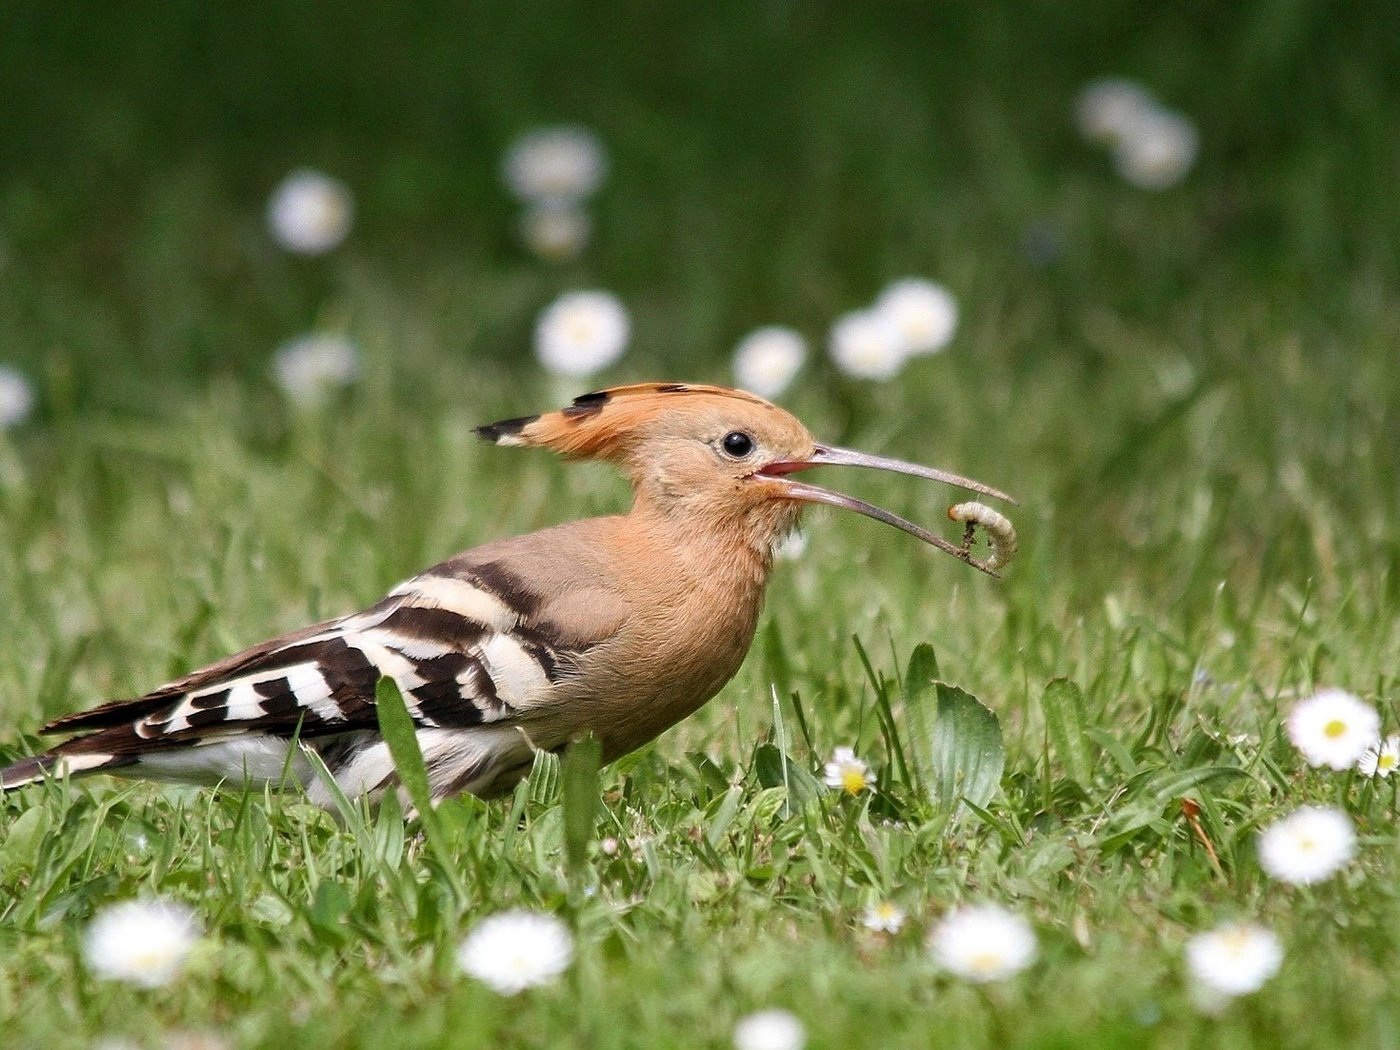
476 383 776 460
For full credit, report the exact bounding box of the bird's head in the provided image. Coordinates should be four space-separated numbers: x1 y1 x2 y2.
477 383 1017 572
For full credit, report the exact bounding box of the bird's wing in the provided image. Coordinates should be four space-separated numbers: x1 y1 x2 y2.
12 560 629 794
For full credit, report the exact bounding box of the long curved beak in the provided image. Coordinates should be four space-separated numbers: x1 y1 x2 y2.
756 443 1018 577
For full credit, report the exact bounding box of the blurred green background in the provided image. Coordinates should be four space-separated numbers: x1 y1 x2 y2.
3 0 1396 393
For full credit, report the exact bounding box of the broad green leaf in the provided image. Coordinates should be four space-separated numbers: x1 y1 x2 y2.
1042 677 1095 787
527 747 562 805
905 643 940 691
753 742 824 814
0 806 48 872
562 734 602 873
902 644 941 794
921 682 1005 814
687 752 730 796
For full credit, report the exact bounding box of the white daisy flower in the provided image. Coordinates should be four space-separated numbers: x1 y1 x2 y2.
771 529 808 562
534 290 631 377
520 202 592 262
1113 109 1198 190
823 746 871 795
163 1034 231 1050
928 904 1038 983
502 126 608 204
1359 734 1400 777
733 1009 806 1050
732 326 807 399
456 910 574 995
272 333 360 407
874 278 958 356
82 899 201 988
828 309 905 381
1074 78 1159 144
860 900 906 934
266 169 353 255
1285 688 1380 771
1185 921 1283 998
0 364 36 428
1257 805 1356 886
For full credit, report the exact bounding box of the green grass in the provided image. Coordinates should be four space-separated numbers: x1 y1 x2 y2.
3 2 1400 1047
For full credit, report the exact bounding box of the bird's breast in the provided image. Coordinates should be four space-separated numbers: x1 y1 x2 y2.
574 549 770 762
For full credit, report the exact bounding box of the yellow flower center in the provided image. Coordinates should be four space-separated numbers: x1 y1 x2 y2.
841 768 868 794
1381 754 1397 771
968 951 1002 975
1323 719 1347 739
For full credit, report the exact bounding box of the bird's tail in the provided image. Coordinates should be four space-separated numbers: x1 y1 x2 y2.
0 749 133 791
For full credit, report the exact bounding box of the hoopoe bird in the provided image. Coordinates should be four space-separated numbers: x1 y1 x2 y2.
0 383 1016 807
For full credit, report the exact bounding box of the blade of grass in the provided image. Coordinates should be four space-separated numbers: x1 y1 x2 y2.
374 676 465 902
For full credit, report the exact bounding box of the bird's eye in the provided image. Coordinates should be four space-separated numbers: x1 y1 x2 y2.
721 431 755 459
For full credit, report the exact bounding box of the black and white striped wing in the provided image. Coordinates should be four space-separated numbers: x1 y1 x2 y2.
11 569 586 801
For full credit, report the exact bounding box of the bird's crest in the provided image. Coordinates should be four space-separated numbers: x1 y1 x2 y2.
475 383 774 459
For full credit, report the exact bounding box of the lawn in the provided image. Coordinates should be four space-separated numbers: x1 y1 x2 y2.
2 2 1400 1047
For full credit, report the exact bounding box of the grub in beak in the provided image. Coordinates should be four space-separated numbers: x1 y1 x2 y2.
755 443 1018 577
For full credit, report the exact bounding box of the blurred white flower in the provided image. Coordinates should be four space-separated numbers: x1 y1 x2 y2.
1074 78 1159 144
1286 688 1380 771
503 126 608 203
860 900 906 934
771 529 808 562
732 326 807 399
163 1034 231 1050
535 290 630 377
1257 805 1356 886
456 910 573 995
1185 921 1283 998
875 278 958 356
1113 109 1198 190
0 365 35 428
828 309 904 381
1359 734 1400 778
928 904 1037 983
733 1009 806 1050
266 169 353 255
823 746 871 795
520 202 592 262
272 333 360 407
82 899 201 988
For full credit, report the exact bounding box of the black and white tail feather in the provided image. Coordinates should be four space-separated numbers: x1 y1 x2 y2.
0 563 584 807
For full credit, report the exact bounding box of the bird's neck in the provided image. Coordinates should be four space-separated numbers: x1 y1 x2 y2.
626 494 777 590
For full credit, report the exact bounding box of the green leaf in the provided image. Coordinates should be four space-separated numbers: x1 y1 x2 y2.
706 785 744 848
562 734 602 874
1042 677 1095 787
753 742 824 814
905 643 940 691
907 680 1005 815
902 645 940 795
0 806 48 872
527 747 562 805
